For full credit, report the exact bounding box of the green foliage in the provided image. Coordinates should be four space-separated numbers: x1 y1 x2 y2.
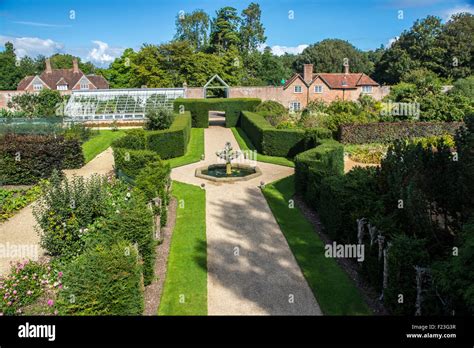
8 90 64 117
210 7 241 52
449 76 474 99
174 98 260 128
0 134 84 185
0 42 23 90
33 174 111 260
255 100 287 116
100 48 137 88
113 147 161 178
339 122 463 144
0 185 42 221
293 39 374 74
174 10 210 51
294 139 344 209
345 143 387 164
144 108 175 130
57 241 144 315
112 113 191 161
0 260 56 315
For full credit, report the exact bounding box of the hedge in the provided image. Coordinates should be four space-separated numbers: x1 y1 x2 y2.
339 121 464 144
0 134 84 185
294 139 344 209
173 98 261 128
240 111 305 157
111 112 191 160
57 241 144 315
113 147 161 178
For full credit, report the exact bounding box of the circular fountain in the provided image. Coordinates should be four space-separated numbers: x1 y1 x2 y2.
195 142 262 182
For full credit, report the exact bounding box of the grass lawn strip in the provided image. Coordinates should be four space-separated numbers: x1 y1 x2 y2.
158 181 207 315
166 128 205 169
82 130 126 163
231 127 294 168
262 175 371 315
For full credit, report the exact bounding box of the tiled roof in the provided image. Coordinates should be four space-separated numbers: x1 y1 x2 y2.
315 73 379 89
283 74 305 89
17 69 109 90
87 75 109 89
17 76 34 90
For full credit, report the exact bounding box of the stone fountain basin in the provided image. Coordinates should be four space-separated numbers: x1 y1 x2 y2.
195 163 262 182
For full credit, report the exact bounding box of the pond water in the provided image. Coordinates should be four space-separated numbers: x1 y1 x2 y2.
202 166 256 178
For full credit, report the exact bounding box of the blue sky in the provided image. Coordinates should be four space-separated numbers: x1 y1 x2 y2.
0 0 472 66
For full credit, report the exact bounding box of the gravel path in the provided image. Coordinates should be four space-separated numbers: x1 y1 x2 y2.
171 120 322 315
0 148 116 275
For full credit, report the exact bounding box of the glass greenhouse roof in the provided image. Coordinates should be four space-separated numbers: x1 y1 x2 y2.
64 88 184 121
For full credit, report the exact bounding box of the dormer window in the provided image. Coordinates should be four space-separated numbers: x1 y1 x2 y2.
57 85 68 91
294 85 302 93
33 83 43 91
80 82 89 90
342 79 348 87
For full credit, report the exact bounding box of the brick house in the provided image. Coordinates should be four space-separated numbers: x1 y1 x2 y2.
17 58 109 92
213 63 389 111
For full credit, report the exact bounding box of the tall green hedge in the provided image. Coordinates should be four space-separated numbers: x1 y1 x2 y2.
173 98 261 128
294 139 344 209
0 134 84 185
339 121 463 144
113 147 161 178
112 112 191 161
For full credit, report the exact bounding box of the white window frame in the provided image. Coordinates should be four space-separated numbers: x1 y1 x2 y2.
33 83 43 91
289 101 301 112
314 85 323 93
294 85 302 93
80 83 89 90
362 85 373 94
57 85 68 91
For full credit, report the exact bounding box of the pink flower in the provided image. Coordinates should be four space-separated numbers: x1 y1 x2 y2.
47 299 54 307
58 272 63 278
13 290 17 295
7 301 12 306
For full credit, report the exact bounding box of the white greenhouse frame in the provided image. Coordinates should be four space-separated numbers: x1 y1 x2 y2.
64 88 185 121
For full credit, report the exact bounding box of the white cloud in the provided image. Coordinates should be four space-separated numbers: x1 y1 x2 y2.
12 21 72 28
87 40 124 66
268 44 309 56
0 35 63 58
443 4 474 20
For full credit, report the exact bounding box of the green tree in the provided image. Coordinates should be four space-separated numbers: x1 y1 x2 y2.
293 39 373 74
130 44 172 88
449 76 474 99
210 7 241 53
239 2 266 54
48 53 96 74
437 13 474 79
0 42 22 90
257 47 291 86
101 48 137 88
174 9 210 51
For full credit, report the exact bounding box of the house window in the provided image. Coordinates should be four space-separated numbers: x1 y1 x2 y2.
294 85 302 93
57 85 68 91
33 83 43 91
80 83 89 90
362 85 373 93
290 101 301 112
314 85 323 93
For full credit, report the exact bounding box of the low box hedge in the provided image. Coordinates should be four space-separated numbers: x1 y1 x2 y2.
111 112 191 160
294 139 344 209
0 134 84 185
339 121 464 144
173 98 261 128
241 111 332 157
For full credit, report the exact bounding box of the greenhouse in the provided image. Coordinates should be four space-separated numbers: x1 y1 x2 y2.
64 88 185 121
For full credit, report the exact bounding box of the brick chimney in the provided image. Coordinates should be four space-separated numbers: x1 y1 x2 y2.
303 64 313 83
72 58 79 73
45 58 52 73
344 62 349 74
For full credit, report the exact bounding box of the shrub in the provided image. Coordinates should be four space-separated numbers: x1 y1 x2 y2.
339 122 464 144
33 173 110 260
112 129 147 150
57 241 144 315
174 98 261 127
0 134 84 185
345 143 387 164
7 89 64 117
63 123 96 142
255 100 287 116
135 160 171 227
113 147 161 179
294 140 344 209
144 108 175 130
